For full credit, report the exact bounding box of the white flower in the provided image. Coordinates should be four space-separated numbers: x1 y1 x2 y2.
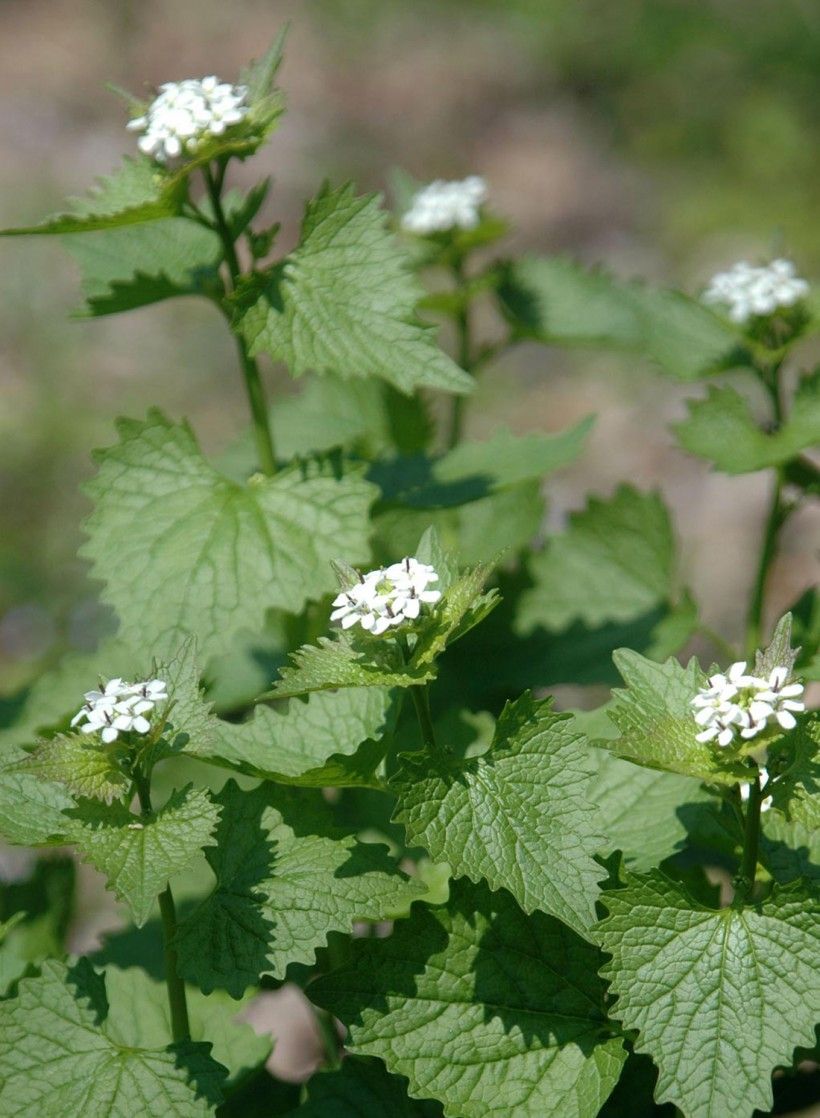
703 259 808 324
330 557 442 635
127 76 249 163
71 676 169 743
692 660 805 749
401 176 487 235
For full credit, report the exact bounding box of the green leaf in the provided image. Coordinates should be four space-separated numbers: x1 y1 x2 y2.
153 637 222 760
597 872 820 1117
392 694 604 936
13 733 130 804
101 966 271 1087
239 26 288 132
498 256 739 380
237 183 473 396
588 747 714 871
312 879 626 1118
1 157 183 235
175 781 423 997
81 411 376 659
296 1057 443 1116
270 565 496 699
674 371 820 473
754 611 799 680
517 486 676 633
0 746 75 846
64 219 221 316
0 858 76 995
0 958 225 1115
195 688 393 786
269 634 430 699
371 420 592 509
761 812 820 884
599 650 747 785
770 714 820 835
68 785 220 926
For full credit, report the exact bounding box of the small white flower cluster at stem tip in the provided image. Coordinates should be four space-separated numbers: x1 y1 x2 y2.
331 557 442 636
692 661 805 749
71 678 169 744
127 77 249 163
401 176 487 235
702 259 809 324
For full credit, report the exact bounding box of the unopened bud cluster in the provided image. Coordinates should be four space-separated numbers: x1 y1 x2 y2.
692 662 804 748
401 176 487 235
702 259 808 324
331 557 442 636
71 678 168 744
127 77 249 162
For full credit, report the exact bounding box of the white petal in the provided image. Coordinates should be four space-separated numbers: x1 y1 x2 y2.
776 710 797 730
101 727 119 743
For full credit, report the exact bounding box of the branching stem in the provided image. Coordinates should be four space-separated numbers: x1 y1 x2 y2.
203 163 277 475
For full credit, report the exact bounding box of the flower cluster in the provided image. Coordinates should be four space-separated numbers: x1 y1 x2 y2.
331 557 442 635
71 678 168 744
702 259 808 324
692 662 805 748
401 176 487 235
127 77 249 163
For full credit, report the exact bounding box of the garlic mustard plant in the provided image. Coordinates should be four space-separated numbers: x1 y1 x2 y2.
0 26 817 1118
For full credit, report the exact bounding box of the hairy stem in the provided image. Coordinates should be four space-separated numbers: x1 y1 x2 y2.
447 257 472 450
203 163 277 475
135 774 191 1044
734 772 762 905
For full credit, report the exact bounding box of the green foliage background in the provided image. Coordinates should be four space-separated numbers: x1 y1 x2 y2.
2 0 820 694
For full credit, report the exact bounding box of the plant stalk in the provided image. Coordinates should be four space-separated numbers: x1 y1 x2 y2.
735 772 762 905
744 474 783 659
447 257 472 450
203 164 277 476
396 634 439 751
135 775 191 1044
409 683 438 752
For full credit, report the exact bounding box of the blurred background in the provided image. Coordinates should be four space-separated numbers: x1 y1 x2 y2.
2 0 820 694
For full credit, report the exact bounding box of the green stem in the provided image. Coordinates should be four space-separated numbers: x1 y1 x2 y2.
409 684 438 752
734 772 762 905
396 634 438 751
744 475 784 659
447 258 472 450
203 164 277 476
313 1006 342 1070
134 775 191 1044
